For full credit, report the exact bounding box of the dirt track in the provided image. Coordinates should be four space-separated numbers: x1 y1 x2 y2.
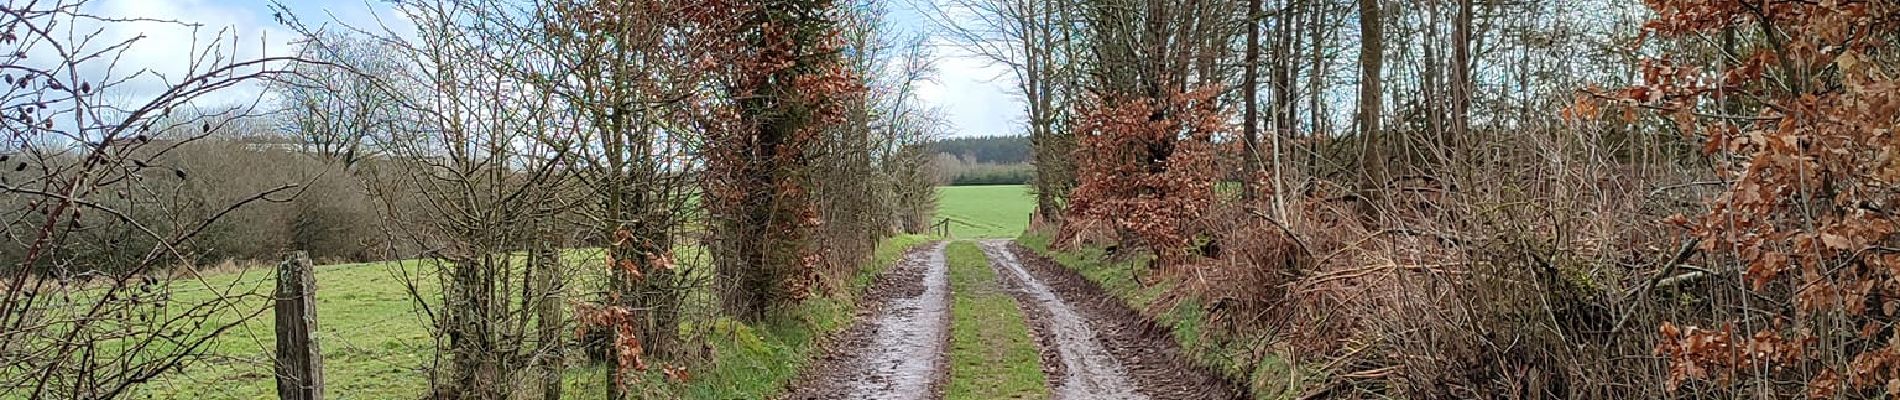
979 239 1147 399
781 241 951 400
783 240 1242 399
981 240 1244 400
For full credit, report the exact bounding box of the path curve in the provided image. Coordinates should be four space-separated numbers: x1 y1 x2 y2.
781 241 951 400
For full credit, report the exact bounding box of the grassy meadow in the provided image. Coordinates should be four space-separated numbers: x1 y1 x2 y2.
934 185 1037 238
131 236 932 400
136 258 446 399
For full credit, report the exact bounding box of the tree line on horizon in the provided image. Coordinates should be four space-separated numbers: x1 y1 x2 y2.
929 135 1035 186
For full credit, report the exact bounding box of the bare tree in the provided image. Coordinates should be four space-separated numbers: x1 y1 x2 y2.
522 0 736 395
333 1 582 398
813 1 896 283
813 0 944 280
924 0 1077 226
0 1 310 398
878 40 947 235
277 33 404 168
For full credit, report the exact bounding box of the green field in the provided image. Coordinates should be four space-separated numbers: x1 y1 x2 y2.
131 235 931 400
935 185 1037 238
135 259 446 399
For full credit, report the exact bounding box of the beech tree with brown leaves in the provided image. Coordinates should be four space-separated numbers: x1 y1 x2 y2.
1056 0 1239 265
1062 86 1227 265
527 0 747 395
1577 1 1900 397
700 0 866 321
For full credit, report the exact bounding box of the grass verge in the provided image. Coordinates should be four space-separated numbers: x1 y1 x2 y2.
943 241 1047 400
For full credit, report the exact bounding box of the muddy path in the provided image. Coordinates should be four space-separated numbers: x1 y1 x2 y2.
781 241 951 400
979 240 1246 400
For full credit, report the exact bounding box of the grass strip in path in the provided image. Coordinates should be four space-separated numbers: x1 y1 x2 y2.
944 241 1048 400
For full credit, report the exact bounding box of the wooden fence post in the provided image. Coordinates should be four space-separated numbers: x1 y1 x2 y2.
532 245 564 400
275 251 323 400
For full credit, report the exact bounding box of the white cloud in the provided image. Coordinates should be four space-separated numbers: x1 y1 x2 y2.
914 43 1025 138
57 0 1017 139
83 0 297 104
895 0 1027 139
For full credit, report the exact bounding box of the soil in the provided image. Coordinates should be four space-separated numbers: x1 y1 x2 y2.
780 241 952 400
781 239 1244 400
980 240 1247 400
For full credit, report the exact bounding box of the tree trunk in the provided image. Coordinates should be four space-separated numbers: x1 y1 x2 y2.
1307 0 1327 174
532 246 564 400
1270 0 1299 216
1241 0 1263 201
1356 0 1386 183
442 257 505 400
1451 0 1473 143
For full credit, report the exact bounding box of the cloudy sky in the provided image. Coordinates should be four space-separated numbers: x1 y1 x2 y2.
88 0 1020 138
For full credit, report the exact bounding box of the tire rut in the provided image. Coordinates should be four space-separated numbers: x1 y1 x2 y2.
980 239 1148 400
781 241 951 400
980 239 1246 400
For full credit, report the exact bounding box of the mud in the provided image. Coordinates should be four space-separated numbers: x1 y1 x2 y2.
780 241 951 400
981 240 1246 400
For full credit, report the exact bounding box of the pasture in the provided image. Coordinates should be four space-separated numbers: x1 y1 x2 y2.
934 185 1037 238
134 236 935 399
